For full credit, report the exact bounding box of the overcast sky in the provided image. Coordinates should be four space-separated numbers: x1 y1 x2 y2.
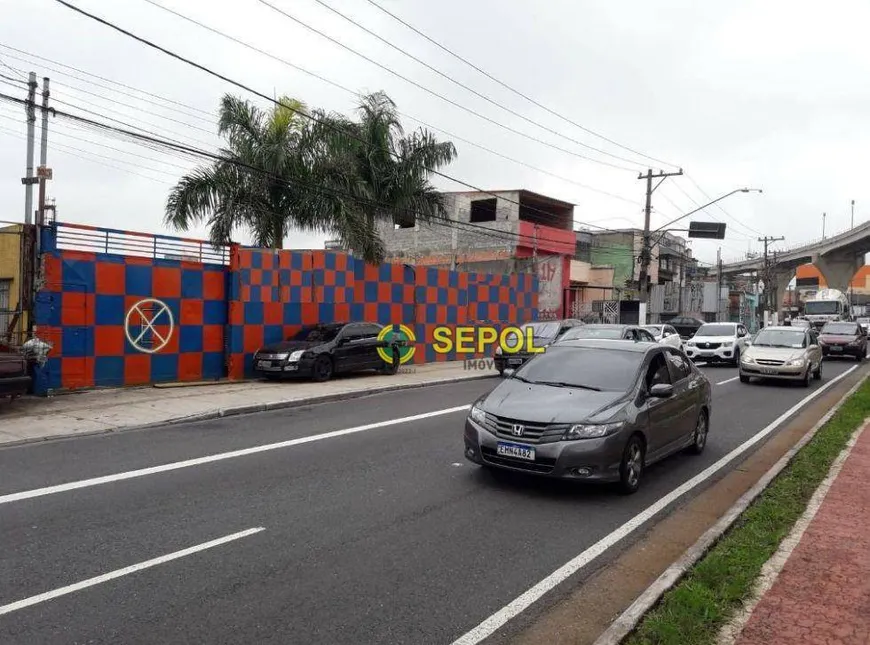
1 0 868 266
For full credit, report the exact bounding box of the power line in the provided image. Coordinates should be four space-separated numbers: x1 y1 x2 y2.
0 45 216 123
683 174 764 237
298 0 652 169
249 0 638 172
51 0 630 234
0 91 586 251
361 0 679 170
125 1 644 208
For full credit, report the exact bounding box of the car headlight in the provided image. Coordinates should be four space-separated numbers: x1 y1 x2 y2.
786 357 806 366
687 341 696 347
563 421 624 440
469 404 487 426
742 355 755 364
288 350 305 362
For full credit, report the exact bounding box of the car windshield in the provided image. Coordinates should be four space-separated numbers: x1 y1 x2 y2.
805 301 841 315
822 322 859 335
752 329 806 348
523 322 560 339
514 346 642 391
643 326 662 336
291 326 342 342
695 324 735 337
561 326 624 340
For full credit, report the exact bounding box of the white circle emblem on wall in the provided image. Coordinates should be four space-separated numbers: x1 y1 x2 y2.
124 298 175 354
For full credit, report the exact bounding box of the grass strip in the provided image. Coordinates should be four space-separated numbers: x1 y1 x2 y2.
625 378 870 645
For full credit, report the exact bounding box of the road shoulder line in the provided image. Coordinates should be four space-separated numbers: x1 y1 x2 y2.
593 369 868 645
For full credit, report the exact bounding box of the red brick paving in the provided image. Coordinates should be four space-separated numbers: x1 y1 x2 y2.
736 425 870 645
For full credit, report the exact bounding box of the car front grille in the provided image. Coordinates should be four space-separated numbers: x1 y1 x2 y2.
695 342 721 349
480 447 556 473
257 353 287 361
756 359 785 366
484 413 569 445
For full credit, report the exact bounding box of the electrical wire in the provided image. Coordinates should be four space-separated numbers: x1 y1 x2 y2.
50 0 634 234
248 0 640 172
361 0 679 170
102 3 644 207
684 174 765 237
293 0 653 169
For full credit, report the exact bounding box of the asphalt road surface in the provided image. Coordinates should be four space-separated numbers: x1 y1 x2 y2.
0 359 864 644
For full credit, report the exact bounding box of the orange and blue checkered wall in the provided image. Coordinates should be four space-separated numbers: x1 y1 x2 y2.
227 248 538 378
33 229 228 393
33 225 538 391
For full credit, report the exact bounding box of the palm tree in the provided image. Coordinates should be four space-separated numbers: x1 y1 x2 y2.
166 94 328 250
165 91 456 263
324 92 457 252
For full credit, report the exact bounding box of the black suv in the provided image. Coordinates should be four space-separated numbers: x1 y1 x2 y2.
253 322 404 382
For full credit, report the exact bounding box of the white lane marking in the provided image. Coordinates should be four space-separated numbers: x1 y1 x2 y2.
0 527 265 616
0 405 471 506
450 365 859 645
717 376 739 385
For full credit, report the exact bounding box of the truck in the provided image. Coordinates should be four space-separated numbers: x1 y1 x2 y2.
803 288 851 330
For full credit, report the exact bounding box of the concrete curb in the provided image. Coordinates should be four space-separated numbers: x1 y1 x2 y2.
593 370 869 645
0 373 494 449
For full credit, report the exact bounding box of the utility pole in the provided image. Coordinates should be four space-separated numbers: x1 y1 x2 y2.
822 212 826 239
851 199 855 228
22 72 37 225
716 247 722 321
758 235 785 323
37 77 50 230
637 167 683 303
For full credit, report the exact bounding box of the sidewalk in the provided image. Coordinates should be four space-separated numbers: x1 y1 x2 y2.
0 361 491 447
726 421 870 645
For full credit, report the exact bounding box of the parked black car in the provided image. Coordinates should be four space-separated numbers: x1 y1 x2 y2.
493 319 584 375
253 322 403 382
666 316 706 340
464 339 713 494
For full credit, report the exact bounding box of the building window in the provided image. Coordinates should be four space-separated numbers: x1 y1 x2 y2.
469 198 497 223
393 211 416 229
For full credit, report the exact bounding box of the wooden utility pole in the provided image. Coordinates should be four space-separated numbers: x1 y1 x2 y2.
637 168 683 303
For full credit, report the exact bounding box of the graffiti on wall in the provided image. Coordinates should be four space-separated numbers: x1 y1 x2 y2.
537 255 563 318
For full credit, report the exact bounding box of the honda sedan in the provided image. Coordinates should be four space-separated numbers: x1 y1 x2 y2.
464 339 713 494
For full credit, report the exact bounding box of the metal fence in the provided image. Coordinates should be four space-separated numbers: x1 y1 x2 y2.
53 222 232 265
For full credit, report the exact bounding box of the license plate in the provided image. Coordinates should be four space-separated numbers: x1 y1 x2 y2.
508 358 523 365
497 441 535 461
258 361 280 371
761 367 777 374
830 346 842 352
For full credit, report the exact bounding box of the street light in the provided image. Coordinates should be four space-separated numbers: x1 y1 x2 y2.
653 188 763 233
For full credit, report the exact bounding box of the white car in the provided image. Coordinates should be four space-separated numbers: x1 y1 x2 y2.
684 322 751 366
643 324 683 349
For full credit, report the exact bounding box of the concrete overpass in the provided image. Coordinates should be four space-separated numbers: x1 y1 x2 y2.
719 219 870 305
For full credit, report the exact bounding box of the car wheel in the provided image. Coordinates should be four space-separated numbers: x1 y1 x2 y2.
813 360 822 381
312 356 334 382
688 410 709 455
801 367 811 387
739 373 750 383
618 435 645 495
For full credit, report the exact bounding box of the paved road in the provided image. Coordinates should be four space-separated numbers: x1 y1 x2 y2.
0 359 864 644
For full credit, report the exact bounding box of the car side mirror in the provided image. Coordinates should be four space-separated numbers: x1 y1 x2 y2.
503 368 516 379
650 383 674 398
